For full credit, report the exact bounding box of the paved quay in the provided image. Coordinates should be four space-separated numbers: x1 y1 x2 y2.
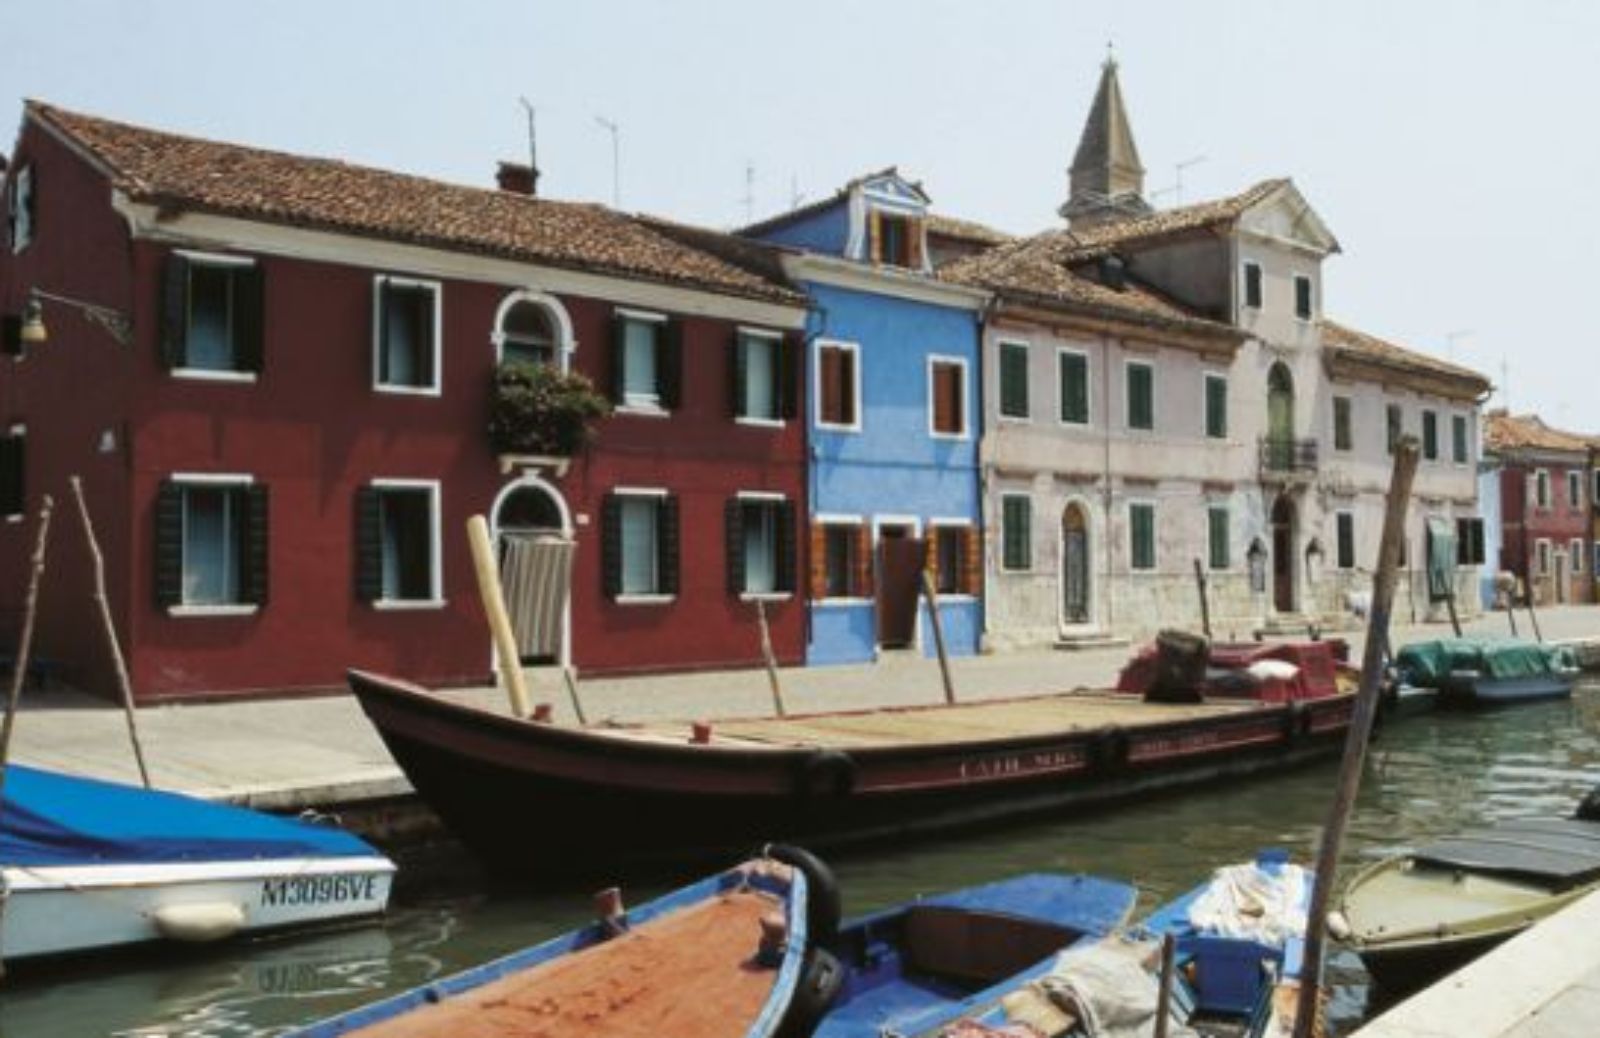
1353 887 1600 1038
6 605 1598 813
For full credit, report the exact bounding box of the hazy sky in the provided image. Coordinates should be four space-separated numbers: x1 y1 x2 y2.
5 1 1595 428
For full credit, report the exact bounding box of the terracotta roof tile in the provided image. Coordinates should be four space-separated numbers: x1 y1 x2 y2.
925 213 1011 246
1484 412 1596 454
28 101 803 306
1320 320 1491 393
1060 179 1290 260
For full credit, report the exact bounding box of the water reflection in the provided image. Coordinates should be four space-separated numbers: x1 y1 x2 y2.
5 682 1595 1037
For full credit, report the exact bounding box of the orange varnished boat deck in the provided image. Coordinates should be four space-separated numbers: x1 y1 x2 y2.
347 891 783 1038
615 692 1252 749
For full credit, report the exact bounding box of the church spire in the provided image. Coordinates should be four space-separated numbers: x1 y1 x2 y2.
1060 55 1151 227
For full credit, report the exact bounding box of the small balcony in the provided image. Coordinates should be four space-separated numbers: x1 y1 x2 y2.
1259 436 1319 481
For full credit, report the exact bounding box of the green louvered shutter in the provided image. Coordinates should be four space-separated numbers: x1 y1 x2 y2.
353 487 383 602
242 484 270 605
159 253 190 370
153 481 184 607
659 494 681 595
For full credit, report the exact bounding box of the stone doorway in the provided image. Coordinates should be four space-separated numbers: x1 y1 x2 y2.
1271 494 1296 614
1061 503 1091 625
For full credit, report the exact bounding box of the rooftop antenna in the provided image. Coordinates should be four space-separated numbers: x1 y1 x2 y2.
1444 328 1473 362
594 115 621 208
1151 155 1207 205
1500 358 1510 411
517 97 538 180
789 174 804 210
740 161 756 224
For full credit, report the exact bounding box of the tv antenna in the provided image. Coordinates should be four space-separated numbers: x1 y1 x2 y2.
740 161 755 224
1444 328 1473 362
517 97 538 180
789 174 804 210
1151 154 1207 205
594 115 621 208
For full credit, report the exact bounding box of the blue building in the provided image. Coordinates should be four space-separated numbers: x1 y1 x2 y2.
745 171 990 665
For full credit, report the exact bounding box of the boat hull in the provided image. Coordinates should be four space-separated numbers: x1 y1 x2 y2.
1438 672 1575 707
350 671 1355 874
1355 927 1520 997
2 856 394 960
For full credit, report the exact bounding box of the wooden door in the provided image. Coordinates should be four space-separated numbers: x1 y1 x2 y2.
1271 495 1295 613
878 529 923 648
1062 505 1090 624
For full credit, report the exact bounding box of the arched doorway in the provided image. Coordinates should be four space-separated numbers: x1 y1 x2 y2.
1061 503 1091 625
1266 363 1294 467
1270 494 1296 614
491 478 573 666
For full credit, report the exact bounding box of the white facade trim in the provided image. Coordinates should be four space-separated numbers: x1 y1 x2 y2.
369 478 443 606
813 338 863 433
783 252 990 310
371 275 443 397
926 353 971 441
491 289 577 371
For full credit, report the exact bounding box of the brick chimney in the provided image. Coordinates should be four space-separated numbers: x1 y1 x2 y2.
496 161 539 197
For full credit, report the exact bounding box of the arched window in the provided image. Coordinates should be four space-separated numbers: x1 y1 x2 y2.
492 291 574 371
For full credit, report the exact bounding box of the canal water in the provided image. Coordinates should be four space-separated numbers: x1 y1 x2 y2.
8 681 1599 1037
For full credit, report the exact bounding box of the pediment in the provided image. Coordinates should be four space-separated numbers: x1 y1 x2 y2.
860 172 931 212
1237 181 1340 255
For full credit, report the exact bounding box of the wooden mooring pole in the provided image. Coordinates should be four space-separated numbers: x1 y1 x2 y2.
1153 931 1178 1038
921 571 957 705
71 477 152 788
0 496 54 805
466 515 535 719
1192 557 1213 640
1293 438 1419 1038
754 599 786 718
1522 564 1544 644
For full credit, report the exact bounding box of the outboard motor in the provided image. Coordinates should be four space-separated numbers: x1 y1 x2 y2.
1574 786 1600 823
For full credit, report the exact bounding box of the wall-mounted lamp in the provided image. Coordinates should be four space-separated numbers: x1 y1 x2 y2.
17 288 133 347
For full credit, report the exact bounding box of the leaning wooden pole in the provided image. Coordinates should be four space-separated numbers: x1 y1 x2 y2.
1153 931 1177 1038
0 496 54 809
921 571 958 705
70 477 152 789
1522 564 1544 644
466 515 533 719
1292 438 1419 1038
754 599 787 718
1192 557 1213 640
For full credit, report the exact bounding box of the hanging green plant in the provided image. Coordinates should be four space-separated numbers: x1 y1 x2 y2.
488 361 612 457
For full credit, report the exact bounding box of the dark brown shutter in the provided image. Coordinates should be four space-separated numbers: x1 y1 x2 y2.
819 347 841 424
354 487 383 602
854 525 874 598
601 493 622 598
780 334 799 419
153 480 184 608
730 330 747 419
659 318 683 410
776 499 797 593
1 315 20 357
725 498 745 595
610 311 627 403
0 433 23 515
808 520 827 600
907 217 924 269
160 253 190 369
868 211 883 263
931 365 952 432
840 349 857 425
242 484 270 605
659 494 680 595
235 264 265 374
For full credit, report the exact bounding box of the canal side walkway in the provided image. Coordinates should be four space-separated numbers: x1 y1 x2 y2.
6 605 1599 812
1353 887 1600 1038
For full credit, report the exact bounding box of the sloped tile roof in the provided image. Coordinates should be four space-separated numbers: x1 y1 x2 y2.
1321 319 1492 394
940 230 1240 340
736 165 904 238
1061 179 1291 259
27 101 803 306
925 213 1012 246
1484 412 1595 455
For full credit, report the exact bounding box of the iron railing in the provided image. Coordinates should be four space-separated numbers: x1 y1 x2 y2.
1259 436 1319 476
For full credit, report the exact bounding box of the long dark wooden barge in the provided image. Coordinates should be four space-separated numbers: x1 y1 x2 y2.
348 670 1355 874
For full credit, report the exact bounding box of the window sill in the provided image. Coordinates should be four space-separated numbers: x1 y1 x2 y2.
616 593 676 606
171 368 258 383
372 598 447 611
998 567 1034 576
816 421 862 434
930 430 971 442
739 592 793 603
373 383 442 398
617 403 670 418
4 514 21 525
815 596 872 607
928 593 977 603
735 416 786 429
168 604 259 618
997 413 1031 424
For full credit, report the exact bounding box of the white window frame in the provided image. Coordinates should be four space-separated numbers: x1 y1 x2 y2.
167 472 258 618
996 339 1031 422
491 289 576 372
9 164 32 254
1568 470 1583 509
1292 274 1314 322
613 486 673 605
1056 346 1092 427
1534 469 1551 509
734 325 786 428
1335 510 1356 570
1128 499 1158 572
999 492 1033 573
1241 260 1263 310
815 513 868 605
927 517 977 601
171 250 260 383
614 307 669 415
372 275 443 397
1203 371 1228 440
1124 358 1155 432
813 338 862 434
369 478 444 609
926 354 970 441
736 490 791 602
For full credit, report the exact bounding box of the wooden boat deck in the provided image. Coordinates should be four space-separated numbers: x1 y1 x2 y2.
346 889 783 1038
613 693 1252 749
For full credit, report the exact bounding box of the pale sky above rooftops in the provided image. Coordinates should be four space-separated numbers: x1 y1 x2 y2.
4 0 1595 428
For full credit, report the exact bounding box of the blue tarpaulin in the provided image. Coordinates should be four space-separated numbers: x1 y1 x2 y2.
1 765 379 867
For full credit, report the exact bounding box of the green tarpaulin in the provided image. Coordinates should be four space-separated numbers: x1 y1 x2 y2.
1395 638 1578 685
1426 516 1457 604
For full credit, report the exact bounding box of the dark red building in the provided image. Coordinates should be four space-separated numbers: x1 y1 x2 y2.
1484 411 1593 605
0 103 810 701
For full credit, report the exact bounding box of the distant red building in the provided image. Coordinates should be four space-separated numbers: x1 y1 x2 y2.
0 103 809 701
1484 411 1593 605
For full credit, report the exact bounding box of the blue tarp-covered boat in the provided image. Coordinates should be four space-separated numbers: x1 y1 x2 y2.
1393 638 1578 707
2 765 393 961
815 872 1137 1037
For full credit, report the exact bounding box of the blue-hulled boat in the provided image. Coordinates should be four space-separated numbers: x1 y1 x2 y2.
1392 638 1579 708
2 764 393 962
284 848 833 1038
814 873 1138 1038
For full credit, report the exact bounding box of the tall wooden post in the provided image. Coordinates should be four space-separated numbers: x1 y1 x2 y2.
1192 557 1213 640
1522 563 1544 643
71 477 152 788
921 571 957 705
1293 439 1419 1038
0 496 54 801
755 599 786 718
466 515 534 719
